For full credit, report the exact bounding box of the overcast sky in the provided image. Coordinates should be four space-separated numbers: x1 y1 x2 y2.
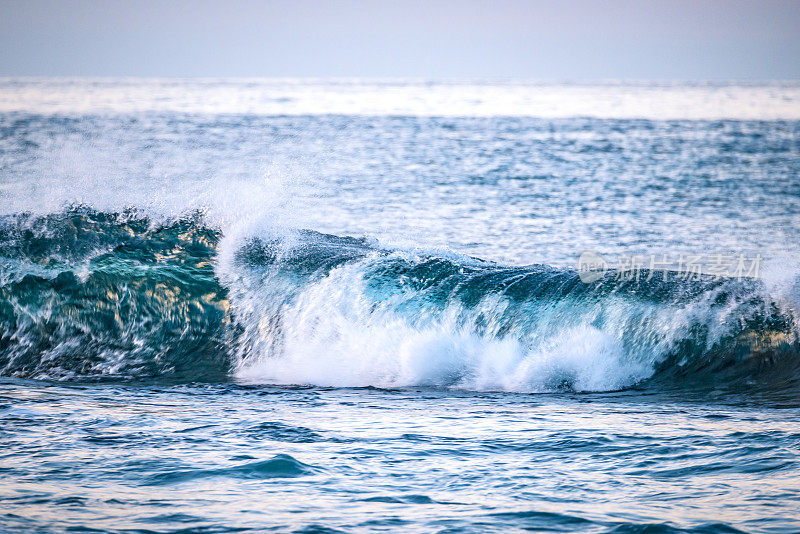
1 0 798 79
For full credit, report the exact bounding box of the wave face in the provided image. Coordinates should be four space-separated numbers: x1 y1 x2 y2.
0 209 230 381
1 208 798 391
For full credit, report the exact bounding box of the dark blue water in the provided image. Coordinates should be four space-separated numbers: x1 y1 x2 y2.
1 80 799 533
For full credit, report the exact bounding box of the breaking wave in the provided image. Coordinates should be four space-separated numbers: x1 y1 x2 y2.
1 208 798 392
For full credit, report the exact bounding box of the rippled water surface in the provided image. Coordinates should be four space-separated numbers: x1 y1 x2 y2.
1 79 799 533
2 382 799 533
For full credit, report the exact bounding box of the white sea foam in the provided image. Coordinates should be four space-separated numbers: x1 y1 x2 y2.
232 308 653 393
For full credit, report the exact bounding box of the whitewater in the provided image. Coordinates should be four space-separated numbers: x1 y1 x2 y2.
1 79 799 533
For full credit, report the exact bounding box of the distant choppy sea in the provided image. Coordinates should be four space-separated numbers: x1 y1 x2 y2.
1 79 799 533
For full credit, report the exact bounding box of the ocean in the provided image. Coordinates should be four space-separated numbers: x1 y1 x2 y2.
0 78 799 533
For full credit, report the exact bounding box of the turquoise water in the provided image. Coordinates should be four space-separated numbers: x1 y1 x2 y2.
0 80 799 533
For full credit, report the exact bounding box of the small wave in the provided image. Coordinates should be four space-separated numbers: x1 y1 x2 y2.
245 421 323 443
358 495 457 505
144 454 319 485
